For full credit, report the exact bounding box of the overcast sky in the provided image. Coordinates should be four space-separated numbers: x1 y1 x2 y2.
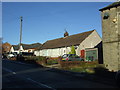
2 2 112 45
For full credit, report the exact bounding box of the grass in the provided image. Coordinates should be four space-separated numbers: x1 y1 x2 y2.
59 62 116 80
18 56 108 74
70 67 95 73
47 59 58 65
17 56 116 80
60 61 102 74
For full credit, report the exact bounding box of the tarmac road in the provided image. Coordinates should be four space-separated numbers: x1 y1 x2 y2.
2 59 118 89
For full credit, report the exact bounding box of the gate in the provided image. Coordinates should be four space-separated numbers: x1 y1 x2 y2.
85 48 98 62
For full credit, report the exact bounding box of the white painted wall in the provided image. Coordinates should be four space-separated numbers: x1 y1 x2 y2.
34 46 71 57
10 47 14 52
10 47 19 54
34 51 39 56
34 30 101 57
20 45 24 51
10 45 35 54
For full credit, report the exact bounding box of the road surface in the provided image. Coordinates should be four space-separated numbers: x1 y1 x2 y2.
2 59 117 89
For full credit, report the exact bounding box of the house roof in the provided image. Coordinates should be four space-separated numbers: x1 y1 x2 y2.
12 45 19 50
12 43 41 50
40 30 95 50
22 43 42 50
99 2 120 11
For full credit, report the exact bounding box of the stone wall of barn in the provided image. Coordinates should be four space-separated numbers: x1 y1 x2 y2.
101 6 120 71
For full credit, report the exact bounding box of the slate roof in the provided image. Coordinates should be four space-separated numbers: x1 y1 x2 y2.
22 43 42 50
40 30 95 50
99 1 120 11
12 45 19 50
12 43 41 50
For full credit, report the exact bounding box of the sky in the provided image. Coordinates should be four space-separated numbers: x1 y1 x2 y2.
2 2 112 45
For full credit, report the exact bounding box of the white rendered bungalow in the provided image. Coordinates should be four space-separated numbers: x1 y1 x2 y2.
10 43 41 54
34 30 102 57
10 45 23 54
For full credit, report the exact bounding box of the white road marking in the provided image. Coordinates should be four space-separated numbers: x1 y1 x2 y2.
17 62 27 65
12 72 16 74
2 67 16 74
3 67 55 89
27 78 56 90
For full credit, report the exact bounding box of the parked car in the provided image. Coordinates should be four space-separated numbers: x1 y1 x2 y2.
21 52 34 56
7 53 17 59
2 53 8 59
61 54 84 61
116 70 120 87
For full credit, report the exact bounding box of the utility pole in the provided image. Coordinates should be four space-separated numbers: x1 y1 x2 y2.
19 16 23 55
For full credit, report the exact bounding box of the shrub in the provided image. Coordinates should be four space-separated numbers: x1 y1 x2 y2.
35 56 47 61
60 61 86 67
47 59 58 65
24 56 47 61
69 45 76 54
24 56 37 61
46 57 59 65
60 61 99 73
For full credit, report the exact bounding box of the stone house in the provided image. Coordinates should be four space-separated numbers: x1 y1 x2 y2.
99 1 120 71
34 30 102 58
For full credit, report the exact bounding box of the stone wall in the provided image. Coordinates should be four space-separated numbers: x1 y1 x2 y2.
101 6 120 71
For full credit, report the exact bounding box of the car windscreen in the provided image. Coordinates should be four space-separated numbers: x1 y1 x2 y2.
69 54 80 58
62 54 68 58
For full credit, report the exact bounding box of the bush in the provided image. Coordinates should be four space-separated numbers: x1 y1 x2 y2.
22 56 47 65
35 56 47 61
24 56 47 61
60 61 99 73
24 56 36 61
47 59 58 65
60 61 86 67
69 45 76 54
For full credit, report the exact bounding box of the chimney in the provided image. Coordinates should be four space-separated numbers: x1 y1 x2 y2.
64 31 69 37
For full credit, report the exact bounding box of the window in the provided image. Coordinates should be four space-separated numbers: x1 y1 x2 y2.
64 50 65 53
103 12 109 19
62 54 68 58
74 46 78 49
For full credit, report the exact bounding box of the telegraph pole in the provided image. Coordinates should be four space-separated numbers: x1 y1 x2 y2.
19 16 23 55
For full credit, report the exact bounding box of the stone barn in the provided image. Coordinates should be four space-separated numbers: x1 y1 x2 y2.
99 1 120 71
